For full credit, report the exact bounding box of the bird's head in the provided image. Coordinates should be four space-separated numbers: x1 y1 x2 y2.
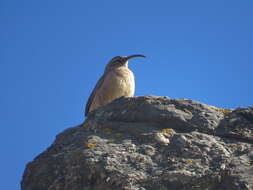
105 54 145 72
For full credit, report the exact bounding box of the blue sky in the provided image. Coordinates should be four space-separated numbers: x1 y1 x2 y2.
1 0 253 189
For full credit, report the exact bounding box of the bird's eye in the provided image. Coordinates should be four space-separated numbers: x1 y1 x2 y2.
118 58 124 62
113 59 121 63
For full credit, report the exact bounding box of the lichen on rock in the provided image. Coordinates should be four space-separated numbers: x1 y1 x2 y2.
21 96 253 190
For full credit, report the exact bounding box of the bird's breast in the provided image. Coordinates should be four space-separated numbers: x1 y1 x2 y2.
102 68 135 99
88 67 136 113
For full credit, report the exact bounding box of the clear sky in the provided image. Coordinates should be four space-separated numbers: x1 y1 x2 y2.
1 0 253 189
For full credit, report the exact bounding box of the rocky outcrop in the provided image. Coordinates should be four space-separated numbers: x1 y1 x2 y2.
21 96 253 190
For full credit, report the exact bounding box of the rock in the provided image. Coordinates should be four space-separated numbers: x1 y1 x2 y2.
21 96 253 190
216 107 253 142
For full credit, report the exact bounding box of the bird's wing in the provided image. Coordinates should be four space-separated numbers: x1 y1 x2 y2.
85 74 105 116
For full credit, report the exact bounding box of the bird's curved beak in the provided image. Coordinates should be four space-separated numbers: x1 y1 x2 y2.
125 54 146 61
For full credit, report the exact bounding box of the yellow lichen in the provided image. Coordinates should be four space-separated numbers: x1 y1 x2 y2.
161 128 174 135
184 159 194 165
86 143 96 149
228 143 237 147
115 133 123 137
212 107 232 115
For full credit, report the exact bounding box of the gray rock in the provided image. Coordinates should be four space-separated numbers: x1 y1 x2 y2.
21 96 253 190
216 106 253 142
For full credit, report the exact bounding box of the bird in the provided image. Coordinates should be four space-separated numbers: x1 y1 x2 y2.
85 54 146 116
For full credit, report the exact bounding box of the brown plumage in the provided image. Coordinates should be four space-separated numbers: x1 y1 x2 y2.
85 54 145 116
